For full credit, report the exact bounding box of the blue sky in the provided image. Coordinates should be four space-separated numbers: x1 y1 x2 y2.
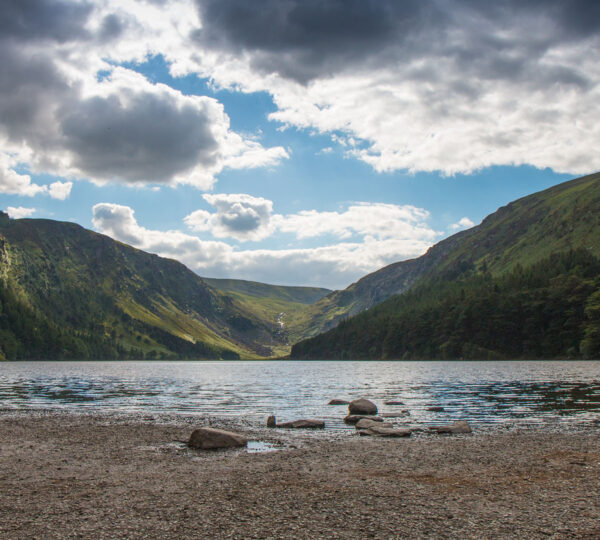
0 0 596 289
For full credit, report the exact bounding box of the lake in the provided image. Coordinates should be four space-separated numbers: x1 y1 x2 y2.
1 360 599 430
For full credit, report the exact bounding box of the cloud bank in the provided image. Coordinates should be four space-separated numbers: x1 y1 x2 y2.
94 200 438 289
190 0 600 175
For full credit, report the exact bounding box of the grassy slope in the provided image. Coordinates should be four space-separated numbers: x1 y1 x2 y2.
204 278 331 350
295 172 600 341
0 216 286 359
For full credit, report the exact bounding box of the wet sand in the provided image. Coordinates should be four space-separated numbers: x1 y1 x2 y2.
1 410 599 539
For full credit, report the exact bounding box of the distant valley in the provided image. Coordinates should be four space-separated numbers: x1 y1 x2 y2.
1 172 599 360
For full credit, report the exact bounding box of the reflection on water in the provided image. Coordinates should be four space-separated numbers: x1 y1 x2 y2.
1 361 600 430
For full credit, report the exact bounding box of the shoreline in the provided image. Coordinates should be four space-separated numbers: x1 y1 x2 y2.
1 410 599 538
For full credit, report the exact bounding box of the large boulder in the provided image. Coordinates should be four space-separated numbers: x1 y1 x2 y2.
343 415 384 425
276 419 325 429
429 421 472 435
359 426 412 438
348 398 378 415
188 427 248 450
355 418 394 430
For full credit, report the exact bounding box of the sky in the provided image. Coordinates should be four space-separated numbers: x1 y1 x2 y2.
0 0 598 290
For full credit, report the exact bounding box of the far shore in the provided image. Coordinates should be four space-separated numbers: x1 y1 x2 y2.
1 410 599 539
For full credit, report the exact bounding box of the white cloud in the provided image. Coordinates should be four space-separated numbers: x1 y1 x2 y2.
185 193 275 241
48 181 73 200
0 154 73 199
93 201 439 288
450 217 475 231
5 206 36 219
275 203 436 241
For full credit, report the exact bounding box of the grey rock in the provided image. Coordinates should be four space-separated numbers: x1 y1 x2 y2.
188 427 248 450
343 415 384 425
355 418 394 430
266 415 277 428
328 399 350 405
276 419 325 429
359 426 412 438
348 398 378 415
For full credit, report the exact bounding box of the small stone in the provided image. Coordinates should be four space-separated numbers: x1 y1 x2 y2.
266 415 277 428
328 399 350 405
348 398 378 415
188 427 247 450
275 419 325 429
343 415 384 425
427 406 445 412
384 400 404 405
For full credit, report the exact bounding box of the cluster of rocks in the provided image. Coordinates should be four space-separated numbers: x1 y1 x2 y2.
186 397 472 450
341 398 411 438
330 397 473 438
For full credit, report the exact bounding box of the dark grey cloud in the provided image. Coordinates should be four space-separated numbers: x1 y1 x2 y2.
0 43 72 145
193 0 438 82
58 90 220 183
193 0 599 85
98 13 125 41
0 0 93 43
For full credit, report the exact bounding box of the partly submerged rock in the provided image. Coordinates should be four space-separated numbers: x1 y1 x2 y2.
266 415 277 428
343 415 384 425
276 419 325 429
348 398 378 415
429 421 472 435
188 427 248 450
427 406 445 412
355 418 394 430
359 426 412 438
328 399 350 405
384 400 405 405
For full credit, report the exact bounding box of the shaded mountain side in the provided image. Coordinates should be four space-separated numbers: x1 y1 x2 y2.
294 172 600 341
291 248 600 360
0 214 287 360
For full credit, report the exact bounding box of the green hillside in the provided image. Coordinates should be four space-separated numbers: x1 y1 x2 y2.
291 172 600 359
204 278 331 346
0 214 289 360
295 172 600 341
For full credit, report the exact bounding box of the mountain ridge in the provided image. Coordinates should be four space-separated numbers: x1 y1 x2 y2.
291 172 600 359
293 172 600 341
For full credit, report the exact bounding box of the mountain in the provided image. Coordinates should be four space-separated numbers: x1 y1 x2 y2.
0 214 320 360
295 172 600 340
291 172 600 359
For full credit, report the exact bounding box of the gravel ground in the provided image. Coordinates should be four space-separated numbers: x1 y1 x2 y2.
1 410 599 539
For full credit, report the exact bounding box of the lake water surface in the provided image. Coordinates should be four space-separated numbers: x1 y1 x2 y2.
1 360 600 430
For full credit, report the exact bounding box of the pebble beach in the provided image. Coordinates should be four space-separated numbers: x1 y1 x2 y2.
1 410 599 539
